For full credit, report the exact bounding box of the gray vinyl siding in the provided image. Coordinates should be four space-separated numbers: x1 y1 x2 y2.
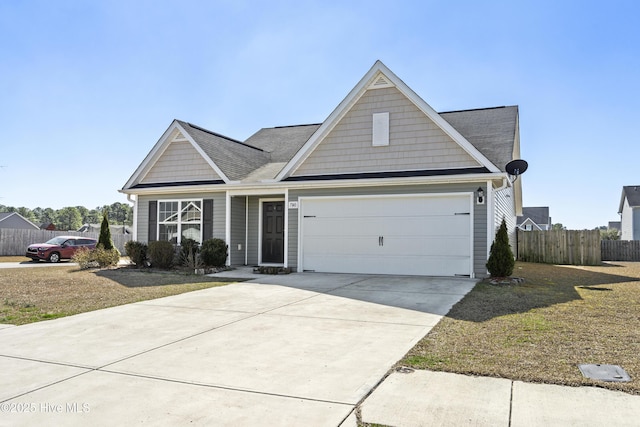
0 214 38 230
140 140 221 184
634 208 640 240
292 86 480 177
136 192 226 244
494 186 517 254
229 197 246 265
287 183 487 277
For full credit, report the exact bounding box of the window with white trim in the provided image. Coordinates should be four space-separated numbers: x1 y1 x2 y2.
158 200 202 244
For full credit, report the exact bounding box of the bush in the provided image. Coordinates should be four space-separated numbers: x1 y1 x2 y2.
148 240 175 269
200 238 228 267
124 240 148 267
486 218 515 277
73 246 120 269
180 238 200 268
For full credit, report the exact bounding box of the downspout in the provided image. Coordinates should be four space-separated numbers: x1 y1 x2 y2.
245 196 249 266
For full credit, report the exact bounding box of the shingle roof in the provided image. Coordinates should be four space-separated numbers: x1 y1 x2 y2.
623 186 640 207
0 212 12 221
170 106 517 183
244 124 321 162
177 121 271 181
517 207 550 226
440 106 518 172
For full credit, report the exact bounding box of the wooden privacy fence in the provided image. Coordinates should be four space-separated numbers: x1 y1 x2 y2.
517 229 601 266
0 229 131 256
601 240 640 261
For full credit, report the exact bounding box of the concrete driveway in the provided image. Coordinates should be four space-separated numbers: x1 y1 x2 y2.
0 272 475 426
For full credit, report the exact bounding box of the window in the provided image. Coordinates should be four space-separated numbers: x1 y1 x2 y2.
158 200 202 244
372 112 390 146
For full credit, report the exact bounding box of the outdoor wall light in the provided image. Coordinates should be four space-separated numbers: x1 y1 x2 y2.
476 187 485 204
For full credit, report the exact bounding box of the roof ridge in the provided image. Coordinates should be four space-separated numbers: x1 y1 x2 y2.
180 121 266 153
273 123 323 129
439 105 515 114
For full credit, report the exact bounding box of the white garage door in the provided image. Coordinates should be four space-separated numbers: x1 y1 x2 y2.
299 194 472 276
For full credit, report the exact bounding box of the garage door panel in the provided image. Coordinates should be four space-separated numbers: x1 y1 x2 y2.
382 236 470 256
300 195 472 276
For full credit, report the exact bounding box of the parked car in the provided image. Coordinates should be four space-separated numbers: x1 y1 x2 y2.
25 236 98 263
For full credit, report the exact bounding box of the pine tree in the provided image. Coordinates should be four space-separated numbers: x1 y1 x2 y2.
486 218 515 277
98 210 115 250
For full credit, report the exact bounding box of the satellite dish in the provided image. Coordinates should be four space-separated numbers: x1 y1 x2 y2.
505 159 528 182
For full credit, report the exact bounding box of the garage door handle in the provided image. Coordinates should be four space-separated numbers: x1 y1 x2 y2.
378 236 384 246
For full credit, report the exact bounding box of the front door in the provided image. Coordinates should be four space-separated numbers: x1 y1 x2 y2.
262 201 284 263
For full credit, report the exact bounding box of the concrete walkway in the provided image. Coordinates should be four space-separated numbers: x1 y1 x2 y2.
0 272 475 426
359 369 640 427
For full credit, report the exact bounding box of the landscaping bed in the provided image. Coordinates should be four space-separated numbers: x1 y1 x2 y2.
0 262 234 325
400 261 640 395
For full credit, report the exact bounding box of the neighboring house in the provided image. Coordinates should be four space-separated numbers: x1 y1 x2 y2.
77 224 132 234
0 212 40 230
40 222 56 231
608 221 621 231
619 186 640 240
517 207 552 231
121 61 524 278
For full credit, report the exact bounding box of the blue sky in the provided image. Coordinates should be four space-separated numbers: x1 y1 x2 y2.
1 0 638 229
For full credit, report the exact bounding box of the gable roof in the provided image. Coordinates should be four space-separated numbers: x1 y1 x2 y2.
517 207 550 226
276 60 501 180
619 186 640 213
0 212 40 229
122 61 521 191
177 121 270 182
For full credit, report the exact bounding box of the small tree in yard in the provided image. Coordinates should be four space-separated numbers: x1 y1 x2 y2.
486 218 515 277
98 211 115 250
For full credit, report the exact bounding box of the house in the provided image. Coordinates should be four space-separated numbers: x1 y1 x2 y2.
77 224 132 234
608 221 621 231
40 222 56 231
517 207 552 231
619 186 640 240
0 212 40 230
121 61 523 278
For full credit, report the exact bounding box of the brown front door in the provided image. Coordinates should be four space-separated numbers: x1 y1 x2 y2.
262 201 284 263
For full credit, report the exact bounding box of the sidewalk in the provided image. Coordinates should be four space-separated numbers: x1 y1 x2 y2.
358 369 640 426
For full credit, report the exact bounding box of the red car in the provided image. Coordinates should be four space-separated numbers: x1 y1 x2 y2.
25 236 98 263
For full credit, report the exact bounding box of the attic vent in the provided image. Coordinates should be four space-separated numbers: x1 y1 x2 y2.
173 131 188 142
368 74 393 89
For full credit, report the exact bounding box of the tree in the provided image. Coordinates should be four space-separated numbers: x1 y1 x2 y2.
486 218 515 277
601 228 620 240
98 210 115 250
552 223 566 230
17 207 37 222
56 207 82 230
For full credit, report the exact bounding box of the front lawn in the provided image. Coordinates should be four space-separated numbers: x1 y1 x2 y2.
0 265 234 325
401 261 640 395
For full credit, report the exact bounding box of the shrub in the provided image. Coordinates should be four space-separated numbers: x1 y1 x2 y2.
124 240 148 267
486 218 515 277
148 240 175 269
98 211 115 250
180 238 200 267
73 246 120 269
200 238 228 267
